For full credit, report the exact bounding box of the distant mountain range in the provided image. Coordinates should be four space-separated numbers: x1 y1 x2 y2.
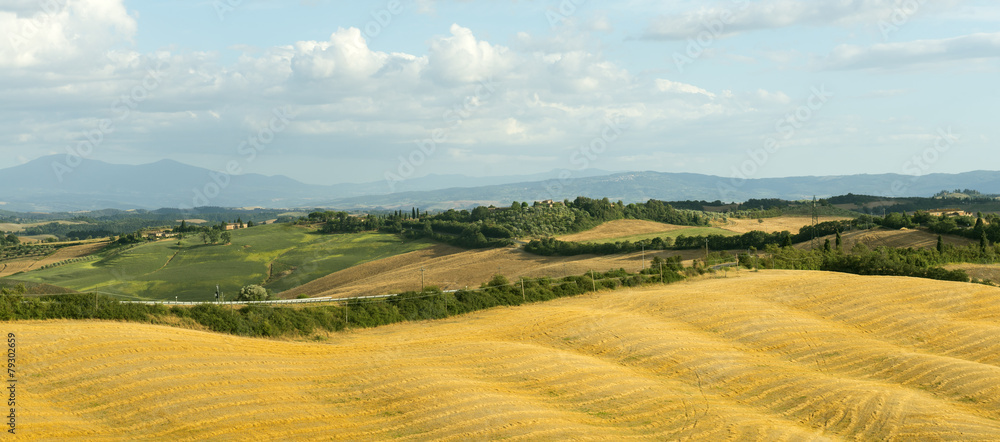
2 155 999 212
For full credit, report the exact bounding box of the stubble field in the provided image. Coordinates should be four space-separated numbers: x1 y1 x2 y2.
11 270 1000 440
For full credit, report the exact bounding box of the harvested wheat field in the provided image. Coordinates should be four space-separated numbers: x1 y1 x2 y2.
722 216 854 234
11 270 1000 440
795 227 975 251
945 263 1000 283
278 244 703 299
557 219 685 242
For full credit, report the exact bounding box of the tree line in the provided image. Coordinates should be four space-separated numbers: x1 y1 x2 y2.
310 197 709 249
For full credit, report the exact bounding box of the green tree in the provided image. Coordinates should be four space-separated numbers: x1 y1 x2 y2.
220 231 232 244
781 233 793 248
835 231 842 250
237 284 269 302
937 235 944 254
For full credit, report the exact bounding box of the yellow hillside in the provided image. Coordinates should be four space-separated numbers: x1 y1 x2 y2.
11 270 1000 440
557 219 685 242
722 216 854 234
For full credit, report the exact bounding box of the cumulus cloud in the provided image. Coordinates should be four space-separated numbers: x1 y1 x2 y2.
0 0 136 69
0 0 818 183
425 24 512 85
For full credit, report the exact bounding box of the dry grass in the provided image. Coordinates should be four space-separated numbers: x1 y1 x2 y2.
13 270 1000 440
795 228 975 251
944 263 1000 284
277 244 704 299
721 216 854 234
557 220 686 242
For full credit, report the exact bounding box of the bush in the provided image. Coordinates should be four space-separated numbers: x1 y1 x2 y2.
237 284 268 302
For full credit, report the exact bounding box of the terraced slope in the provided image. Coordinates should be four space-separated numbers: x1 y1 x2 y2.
12 270 1000 440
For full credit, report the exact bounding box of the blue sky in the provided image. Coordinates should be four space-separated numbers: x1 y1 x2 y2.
1 0 997 190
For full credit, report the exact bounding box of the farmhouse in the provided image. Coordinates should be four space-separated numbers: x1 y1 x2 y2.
145 230 178 240
927 209 973 217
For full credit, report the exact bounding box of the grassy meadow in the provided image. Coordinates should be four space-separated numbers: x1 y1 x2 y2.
7 223 431 301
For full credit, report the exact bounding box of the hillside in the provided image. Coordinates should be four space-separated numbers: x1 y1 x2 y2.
557 219 686 242
722 216 855 234
796 227 976 251
5 224 431 300
12 271 1000 439
277 245 706 299
0 242 107 278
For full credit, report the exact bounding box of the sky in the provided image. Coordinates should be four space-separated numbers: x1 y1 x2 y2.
1 0 998 188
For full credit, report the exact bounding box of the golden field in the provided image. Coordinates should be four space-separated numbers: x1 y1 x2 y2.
721 216 855 234
9 270 1000 440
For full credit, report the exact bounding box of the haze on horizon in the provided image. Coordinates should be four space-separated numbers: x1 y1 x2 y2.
1 0 997 187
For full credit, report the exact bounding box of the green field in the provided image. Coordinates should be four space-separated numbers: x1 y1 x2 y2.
582 226 739 244
5 224 431 301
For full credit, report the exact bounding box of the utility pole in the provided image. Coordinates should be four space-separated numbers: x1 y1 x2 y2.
641 243 645 271
704 238 709 267
520 278 525 302
590 270 597 291
659 262 664 284
420 267 425 291
812 195 818 250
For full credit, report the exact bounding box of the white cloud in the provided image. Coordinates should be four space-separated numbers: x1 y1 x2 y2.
823 32 1000 70
642 0 964 40
655 79 716 97
0 0 136 69
290 28 390 81
425 24 512 85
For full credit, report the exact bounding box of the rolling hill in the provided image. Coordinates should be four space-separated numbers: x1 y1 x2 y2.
4 156 1000 211
4 224 432 300
12 271 1000 439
